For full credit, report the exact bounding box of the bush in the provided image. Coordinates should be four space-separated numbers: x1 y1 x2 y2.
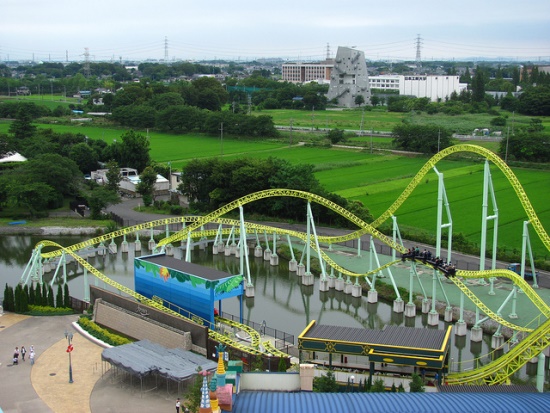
77 317 132 346
27 305 74 315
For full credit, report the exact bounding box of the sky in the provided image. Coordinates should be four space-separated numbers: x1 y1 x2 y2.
2 0 550 63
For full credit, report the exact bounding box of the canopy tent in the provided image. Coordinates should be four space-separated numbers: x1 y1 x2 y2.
102 340 217 382
0 152 27 163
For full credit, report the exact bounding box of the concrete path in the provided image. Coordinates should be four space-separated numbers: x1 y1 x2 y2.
0 313 177 413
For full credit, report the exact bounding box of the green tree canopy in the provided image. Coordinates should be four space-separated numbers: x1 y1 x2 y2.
392 124 452 154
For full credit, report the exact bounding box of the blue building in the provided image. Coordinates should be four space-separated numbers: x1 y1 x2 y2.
135 253 244 327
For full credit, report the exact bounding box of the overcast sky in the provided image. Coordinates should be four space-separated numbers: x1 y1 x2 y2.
2 0 549 63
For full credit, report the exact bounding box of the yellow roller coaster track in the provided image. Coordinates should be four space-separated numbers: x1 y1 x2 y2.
38 241 274 357
34 144 550 382
446 316 550 385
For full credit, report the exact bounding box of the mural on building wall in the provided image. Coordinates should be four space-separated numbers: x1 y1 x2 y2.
135 259 242 295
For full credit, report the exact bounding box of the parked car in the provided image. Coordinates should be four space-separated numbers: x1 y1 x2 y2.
507 263 538 281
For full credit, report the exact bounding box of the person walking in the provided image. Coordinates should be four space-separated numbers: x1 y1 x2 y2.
13 347 20 365
29 349 35 365
175 398 181 413
20 345 27 362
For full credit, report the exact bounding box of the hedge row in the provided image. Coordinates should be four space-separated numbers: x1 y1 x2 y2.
26 305 74 316
77 316 132 346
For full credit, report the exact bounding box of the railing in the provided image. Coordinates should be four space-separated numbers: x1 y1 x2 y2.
220 311 295 348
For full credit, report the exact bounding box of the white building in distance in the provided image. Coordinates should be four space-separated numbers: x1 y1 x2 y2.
369 74 465 102
282 55 465 103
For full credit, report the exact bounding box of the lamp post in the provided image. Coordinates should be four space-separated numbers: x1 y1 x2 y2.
64 330 74 383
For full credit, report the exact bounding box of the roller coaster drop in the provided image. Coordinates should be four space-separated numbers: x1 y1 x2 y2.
20 144 550 386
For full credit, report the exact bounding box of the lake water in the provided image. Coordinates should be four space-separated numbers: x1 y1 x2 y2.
0 234 541 382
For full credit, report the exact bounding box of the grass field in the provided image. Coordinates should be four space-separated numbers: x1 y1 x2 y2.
1 114 549 259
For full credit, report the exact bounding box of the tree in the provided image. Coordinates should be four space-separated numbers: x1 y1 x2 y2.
371 379 386 392
63 283 71 308
56 284 64 308
35 283 42 306
471 66 486 103
18 153 81 198
392 124 452 154
312 369 339 392
517 86 550 116
498 131 550 162
8 106 37 142
47 285 55 307
41 283 48 306
86 186 121 219
328 129 345 144
409 373 425 392
3 284 15 312
136 166 158 206
119 130 150 172
277 357 287 372
69 142 99 174
354 94 365 106
105 160 122 193
10 182 56 218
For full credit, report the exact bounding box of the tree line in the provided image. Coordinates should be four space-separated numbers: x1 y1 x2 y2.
178 157 373 228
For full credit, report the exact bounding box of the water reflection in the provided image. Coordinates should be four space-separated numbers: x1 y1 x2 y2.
0 234 540 383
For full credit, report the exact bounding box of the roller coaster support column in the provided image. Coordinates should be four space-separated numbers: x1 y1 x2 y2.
164 225 173 256
297 244 306 276
109 238 117 254
226 227 235 256
405 261 416 318
367 237 378 303
286 235 298 271
230 229 238 256
135 231 141 252
83 265 89 302
302 202 315 286
185 232 192 262
254 232 263 257
270 231 279 266
263 231 271 261
121 234 129 253
521 220 539 289
239 206 254 297
212 224 222 254
536 352 546 393
148 227 156 250
479 161 496 287
391 216 398 262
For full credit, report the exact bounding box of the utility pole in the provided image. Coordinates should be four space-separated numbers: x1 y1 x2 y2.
359 108 365 136
219 122 224 156
289 119 293 147
370 128 374 154
505 126 510 164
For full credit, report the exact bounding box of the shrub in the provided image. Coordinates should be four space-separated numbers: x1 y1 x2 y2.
77 317 132 346
27 305 74 316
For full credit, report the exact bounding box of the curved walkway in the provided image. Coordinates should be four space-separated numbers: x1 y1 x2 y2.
0 313 174 413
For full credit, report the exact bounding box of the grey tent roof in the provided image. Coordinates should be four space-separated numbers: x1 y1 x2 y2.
101 340 217 381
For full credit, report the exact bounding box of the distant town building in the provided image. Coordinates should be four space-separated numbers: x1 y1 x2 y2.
369 74 465 102
281 52 465 103
326 46 371 108
282 59 334 83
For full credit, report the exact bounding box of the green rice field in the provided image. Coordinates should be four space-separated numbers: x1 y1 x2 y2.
1 119 549 259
